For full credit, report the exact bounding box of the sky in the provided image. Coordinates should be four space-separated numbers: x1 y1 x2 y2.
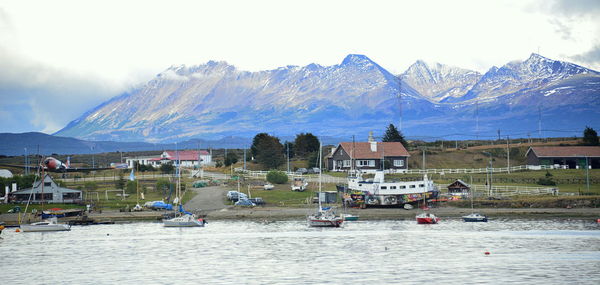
1 0 599 134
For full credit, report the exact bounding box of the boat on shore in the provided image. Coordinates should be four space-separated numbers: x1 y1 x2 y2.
341 213 359 221
416 212 440 224
346 171 439 207
20 217 71 232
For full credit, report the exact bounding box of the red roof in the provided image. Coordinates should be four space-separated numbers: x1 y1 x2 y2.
528 146 600 158
338 142 410 159
165 150 209 161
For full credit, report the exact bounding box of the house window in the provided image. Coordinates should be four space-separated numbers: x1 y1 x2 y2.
342 160 351 167
393 160 404 167
44 182 51 187
357 160 375 167
380 186 387 190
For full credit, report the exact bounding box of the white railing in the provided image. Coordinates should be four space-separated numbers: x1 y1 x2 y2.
468 184 559 197
398 165 556 175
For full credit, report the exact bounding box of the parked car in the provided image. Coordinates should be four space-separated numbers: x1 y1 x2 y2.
263 183 274 190
235 198 256 206
249 197 265 205
311 167 321 174
295 168 308 175
227 191 248 202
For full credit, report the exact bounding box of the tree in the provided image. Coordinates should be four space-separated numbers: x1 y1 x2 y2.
382 123 408 146
116 173 126 190
266 170 288 184
125 180 138 194
294 133 320 158
224 152 239 166
583 126 599 146
84 181 98 191
160 163 175 174
251 133 285 169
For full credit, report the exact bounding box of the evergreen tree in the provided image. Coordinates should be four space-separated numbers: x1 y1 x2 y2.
382 124 408 146
251 133 285 169
294 133 320 158
583 126 599 146
224 152 239 166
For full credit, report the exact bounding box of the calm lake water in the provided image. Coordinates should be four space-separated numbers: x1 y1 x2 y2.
1 218 599 284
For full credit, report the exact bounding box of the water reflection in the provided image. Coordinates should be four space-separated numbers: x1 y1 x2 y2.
0 219 599 284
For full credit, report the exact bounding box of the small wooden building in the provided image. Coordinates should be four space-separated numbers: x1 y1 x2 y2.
447 180 470 197
9 174 82 204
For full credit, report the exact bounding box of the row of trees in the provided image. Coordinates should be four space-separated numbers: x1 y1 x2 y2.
248 125 407 170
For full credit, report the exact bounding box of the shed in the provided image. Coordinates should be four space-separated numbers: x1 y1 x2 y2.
526 146 600 169
447 180 470 197
9 174 82 204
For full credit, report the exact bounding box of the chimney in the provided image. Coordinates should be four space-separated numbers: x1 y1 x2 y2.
368 131 377 152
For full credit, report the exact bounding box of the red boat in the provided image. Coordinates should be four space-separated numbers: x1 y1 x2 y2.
416 213 440 224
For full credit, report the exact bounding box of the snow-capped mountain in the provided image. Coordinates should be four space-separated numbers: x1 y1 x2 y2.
444 53 599 103
55 54 600 142
400 61 481 102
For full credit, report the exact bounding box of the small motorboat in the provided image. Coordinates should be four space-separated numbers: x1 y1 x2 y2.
462 213 488 222
416 212 440 224
341 213 359 221
20 217 71 232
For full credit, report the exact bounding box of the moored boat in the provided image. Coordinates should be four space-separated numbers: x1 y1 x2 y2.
341 213 359 221
416 212 440 224
308 207 344 227
163 213 206 227
462 213 488 222
20 217 71 232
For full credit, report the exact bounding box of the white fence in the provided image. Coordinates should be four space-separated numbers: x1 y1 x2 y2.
469 184 559 197
401 165 557 175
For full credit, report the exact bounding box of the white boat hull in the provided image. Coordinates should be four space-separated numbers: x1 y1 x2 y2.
307 217 343 227
162 214 206 227
20 224 71 232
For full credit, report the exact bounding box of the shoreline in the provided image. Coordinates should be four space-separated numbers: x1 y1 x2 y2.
1 206 598 225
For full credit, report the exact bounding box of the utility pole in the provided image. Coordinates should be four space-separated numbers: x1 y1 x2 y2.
243 147 247 172
506 135 510 174
422 147 426 170
586 157 590 193
286 142 290 174
24 148 28 175
497 129 501 141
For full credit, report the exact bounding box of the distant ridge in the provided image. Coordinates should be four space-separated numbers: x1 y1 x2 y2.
54 53 600 143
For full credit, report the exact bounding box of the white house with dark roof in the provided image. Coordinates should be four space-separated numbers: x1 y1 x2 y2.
9 174 82 204
326 133 410 173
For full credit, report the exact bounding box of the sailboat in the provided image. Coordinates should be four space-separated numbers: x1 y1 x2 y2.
416 192 440 224
20 162 71 232
162 150 206 227
462 188 488 222
307 143 343 227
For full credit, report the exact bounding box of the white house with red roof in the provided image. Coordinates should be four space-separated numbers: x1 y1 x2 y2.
126 150 212 169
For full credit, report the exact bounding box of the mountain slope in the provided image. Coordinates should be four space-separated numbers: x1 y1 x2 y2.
55 54 600 142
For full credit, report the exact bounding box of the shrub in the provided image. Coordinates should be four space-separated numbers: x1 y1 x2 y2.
266 170 288 184
537 178 556 186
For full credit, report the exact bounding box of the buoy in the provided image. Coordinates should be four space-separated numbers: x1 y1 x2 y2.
16 228 21 232
484 252 490 255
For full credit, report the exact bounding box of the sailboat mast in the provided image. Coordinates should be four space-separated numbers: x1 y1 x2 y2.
318 141 322 211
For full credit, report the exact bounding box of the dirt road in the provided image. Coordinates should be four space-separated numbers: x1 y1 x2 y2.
184 185 231 212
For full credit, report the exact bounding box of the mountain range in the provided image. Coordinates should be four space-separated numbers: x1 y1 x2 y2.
54 53 600 143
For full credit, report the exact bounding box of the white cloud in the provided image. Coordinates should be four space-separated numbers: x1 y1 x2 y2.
0 0 598 133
